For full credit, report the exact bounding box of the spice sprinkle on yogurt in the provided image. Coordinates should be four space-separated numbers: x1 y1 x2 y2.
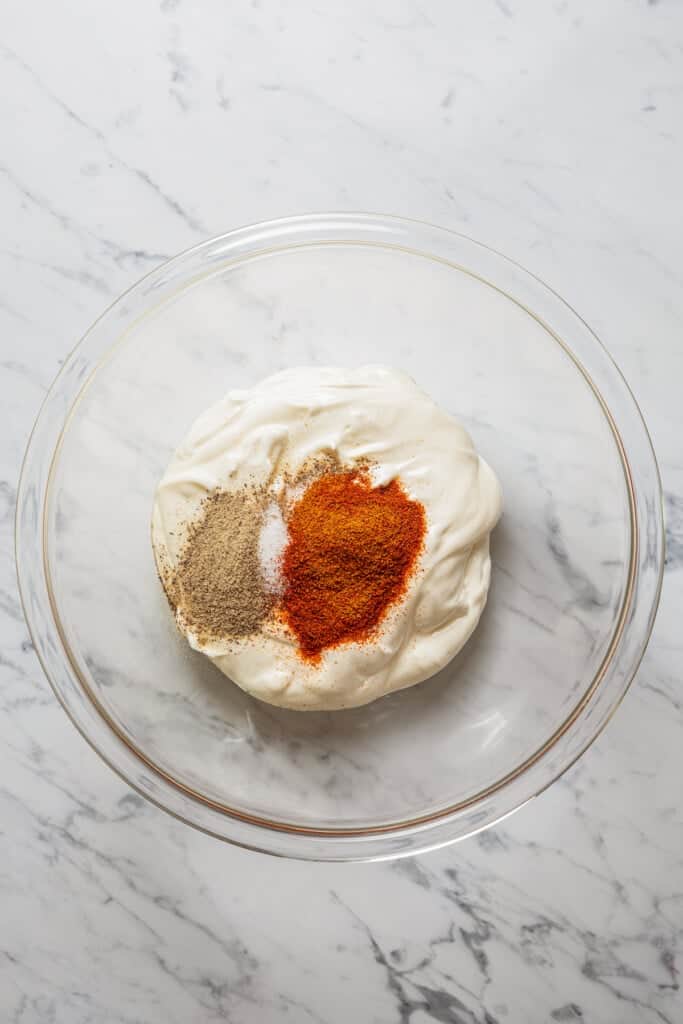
151 365 502 711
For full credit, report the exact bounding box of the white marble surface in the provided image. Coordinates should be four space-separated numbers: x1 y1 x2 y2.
2 1 682 1020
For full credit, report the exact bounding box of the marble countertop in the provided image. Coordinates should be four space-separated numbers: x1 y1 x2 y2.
2 1 682 1021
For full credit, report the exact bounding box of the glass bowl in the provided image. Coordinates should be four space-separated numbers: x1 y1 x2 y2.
16 214 664 860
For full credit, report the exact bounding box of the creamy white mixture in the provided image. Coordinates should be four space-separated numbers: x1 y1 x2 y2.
152 366 502 710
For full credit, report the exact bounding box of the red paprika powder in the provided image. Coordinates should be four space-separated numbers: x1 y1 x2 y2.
282 468 426 660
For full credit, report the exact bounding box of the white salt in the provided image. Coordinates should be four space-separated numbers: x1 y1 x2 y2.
258 500 288 595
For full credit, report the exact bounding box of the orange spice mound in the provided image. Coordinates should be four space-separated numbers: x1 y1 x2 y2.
281 469 426 661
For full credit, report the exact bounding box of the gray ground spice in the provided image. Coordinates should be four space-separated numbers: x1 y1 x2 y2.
174 486 271 643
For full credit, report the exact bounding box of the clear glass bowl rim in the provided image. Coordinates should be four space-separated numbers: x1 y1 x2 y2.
15 212 665 861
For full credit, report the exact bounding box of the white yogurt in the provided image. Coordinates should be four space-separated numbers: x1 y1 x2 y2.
152 366 502 710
